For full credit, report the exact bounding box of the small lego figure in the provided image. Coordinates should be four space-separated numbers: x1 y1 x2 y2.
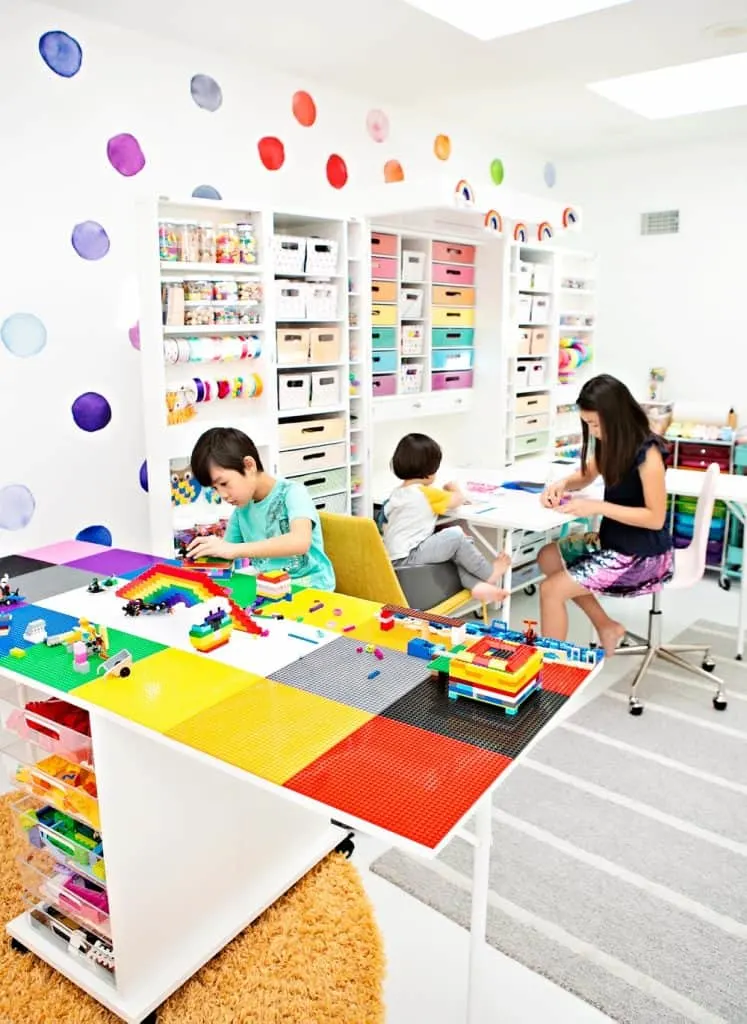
523 619 538 644
0 573 10 598
88 577 103 594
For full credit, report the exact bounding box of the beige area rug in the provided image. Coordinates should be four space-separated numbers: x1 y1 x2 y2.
0 794 385 1024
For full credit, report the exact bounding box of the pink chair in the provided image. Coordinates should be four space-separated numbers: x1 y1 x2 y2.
616 463 728 716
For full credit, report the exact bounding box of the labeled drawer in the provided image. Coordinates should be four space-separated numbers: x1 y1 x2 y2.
372 303 397 326
432 286 475 307
371 256 397 280
277 328 310 365
279 442 347 476
278 372 311 411
432 306 474 328
432 348 474 371
372 327 396 350
372 350 397 374
12 795 106 883
309 327 341 363
530 328 549 354
372 374 397 397
432 263 475 286
515 432 550 458
432 327 474 348
432 241 475 265
371 232 397 257
279 415 346 448
516 393 550 415
312 492 348 514
291 467 348 496
310 369 341 407
432 370 474 390
371 280 397 303
513 538 545 568
4 701 92 766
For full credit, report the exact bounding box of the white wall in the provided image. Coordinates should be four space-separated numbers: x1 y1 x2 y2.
560 139 747 418
0 0 558 555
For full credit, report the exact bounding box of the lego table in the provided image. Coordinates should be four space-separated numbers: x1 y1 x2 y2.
0 540 603 1024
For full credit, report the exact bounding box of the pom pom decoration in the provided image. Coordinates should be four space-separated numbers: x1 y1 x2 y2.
558 336 592 384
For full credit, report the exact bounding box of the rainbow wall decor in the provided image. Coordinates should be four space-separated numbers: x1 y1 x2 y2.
484 210 503 233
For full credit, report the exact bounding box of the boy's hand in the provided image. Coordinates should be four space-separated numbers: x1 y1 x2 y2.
185 536 237 561
443 481 459 492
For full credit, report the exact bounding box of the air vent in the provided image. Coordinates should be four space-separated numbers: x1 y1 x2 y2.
640 210 679 236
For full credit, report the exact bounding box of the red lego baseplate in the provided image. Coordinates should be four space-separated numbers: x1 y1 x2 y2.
540 662 591 697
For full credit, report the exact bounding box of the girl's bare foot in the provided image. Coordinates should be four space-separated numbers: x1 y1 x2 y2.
472 582 509 604
489 552 511 584
598 620 626 657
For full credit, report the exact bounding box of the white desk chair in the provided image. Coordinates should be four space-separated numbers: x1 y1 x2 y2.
616 463 728 716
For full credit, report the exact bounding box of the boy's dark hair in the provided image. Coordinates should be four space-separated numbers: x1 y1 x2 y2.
391 433 442 480
190 428 264 487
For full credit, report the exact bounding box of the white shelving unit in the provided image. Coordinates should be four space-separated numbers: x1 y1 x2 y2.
346 219 373 518
554 248 599 459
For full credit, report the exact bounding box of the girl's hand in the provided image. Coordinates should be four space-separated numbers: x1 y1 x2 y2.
561 497 602 518
540 480 566 508
186 536 237 561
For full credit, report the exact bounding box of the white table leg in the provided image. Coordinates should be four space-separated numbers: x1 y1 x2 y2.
727 503 746 660
466 791 493 1024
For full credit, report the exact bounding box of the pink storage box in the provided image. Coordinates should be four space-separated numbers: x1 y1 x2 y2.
432 370 473 390
372 374 397 397
432 241 475 265
6 706 92 765
371 256 398 280
371 232 397 257
432 263 475 286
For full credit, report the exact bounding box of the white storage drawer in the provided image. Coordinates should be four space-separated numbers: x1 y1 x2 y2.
515 393 550 415
278 373 311 411
515 412 550 435
278 443 347 476
312 492 348 514
311 369 341 407
278 415 346 449
291 467 348 497
513 539 545 568
399 288 424 319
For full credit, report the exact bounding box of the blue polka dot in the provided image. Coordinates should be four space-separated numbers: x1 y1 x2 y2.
72 221 110 260
0 484 36 531
139 460 149 492
72 392 112 432
39 30 82 78
544 161 557 188
190 74 222 112
192 184 222 200
76 525 112 547
1 313 47 357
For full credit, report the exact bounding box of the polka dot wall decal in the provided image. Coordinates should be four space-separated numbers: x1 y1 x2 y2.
128 322 140 350
0 313 47 358
292 90 317 127
258 137 285 171
107 133 146 177
544 161 557 188
0 484 36 531
190 74 222 112
192 184 222 200
139 460 149 492
76 524 112 547
38 30 82 78
490 159 504 185
326 154 348 190
366 109 389 143
72 392 112 432
384 159 404 183
434 134 451 161
71 221 110 260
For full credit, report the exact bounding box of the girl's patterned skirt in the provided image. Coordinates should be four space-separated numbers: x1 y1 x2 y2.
559 532 674 598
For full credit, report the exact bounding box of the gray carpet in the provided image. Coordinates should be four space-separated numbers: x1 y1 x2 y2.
371 620 747 1024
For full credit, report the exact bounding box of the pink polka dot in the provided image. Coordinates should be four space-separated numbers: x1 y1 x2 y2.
128 322 140 350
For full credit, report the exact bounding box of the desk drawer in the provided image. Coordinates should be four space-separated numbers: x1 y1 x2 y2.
677 442 730 470
371 256 397 280
516 412 550 435
372 351 397 374
432 263 475 286
432 328 474 348
278 415 346 449
513 538 545 568
372 327 396 350
512 562 541 589
372 303 397 326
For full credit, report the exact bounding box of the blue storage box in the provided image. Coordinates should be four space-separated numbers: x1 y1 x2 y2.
371 350 397 374
432 347 474 371
432 328 474 348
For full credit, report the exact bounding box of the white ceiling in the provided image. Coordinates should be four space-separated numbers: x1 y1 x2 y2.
46 0 747 155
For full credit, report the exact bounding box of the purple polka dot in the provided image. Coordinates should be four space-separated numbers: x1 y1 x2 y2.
128 322 140 350
72 221 110 260
192 184 222 200
72 392 112 432
39 30 82 78
0 484 36 531
139 460 149 492
76 524 112 546
190 74 222 112
107 133 146 177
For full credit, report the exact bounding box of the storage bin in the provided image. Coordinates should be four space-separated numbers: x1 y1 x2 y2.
735 444 747 469
17 852 110 936
400 325 425 356
401 250 426 282
309 327 341 363
432 370 473 390
528 360 547 386
272 235 306 274
306 282 338 320
8 744 100 830
517 295 532 324
4 702 91 765
279 442 347 476
515 432 550 457
372 327 397 350
291 467 348 496
311 369 341 407
371 256 397 280
400 364 424 393
432 286 475 307
677 442 730 468
512 562 541 589
372 351 397 374
371 281 397 303
513 538 545 568
530 296 550 325
276 280 306 320
12 795 105 882
400 289 424 319
516 413 550 435
279 415 346 448
432 241 475 265
371 232 397 256
432 263 475 286
372 374 397 397
276 328 310 365
517 329 531 355
517 261 535 291
305 237 338 275
516 393 550 415
532 264 552 292
278 372 311 411
432 306 474 328
372 303 397 326
313 492 348 514
432 348 474 371
514 363 530 389
432 328 474 348
530 327 549 354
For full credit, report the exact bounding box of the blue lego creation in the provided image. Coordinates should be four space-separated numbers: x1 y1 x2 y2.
407 637 447 660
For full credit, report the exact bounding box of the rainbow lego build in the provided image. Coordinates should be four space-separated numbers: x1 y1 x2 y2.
255 570 292 601
189 602 234 653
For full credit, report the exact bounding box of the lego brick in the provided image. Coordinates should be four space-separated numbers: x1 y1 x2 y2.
10 566 94 603
381 604 464 628
285 715 512 849
0 604 79 659
268 636 432 715
21 540 109 565
64 549 160 577
381 676 567 758
342 614 459 655
167 679 372 784
221 571 259 607
0 555 54 579
540 662 593 698
74 648 259 732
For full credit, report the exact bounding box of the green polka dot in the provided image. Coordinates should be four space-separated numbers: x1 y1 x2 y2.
490 159 504 185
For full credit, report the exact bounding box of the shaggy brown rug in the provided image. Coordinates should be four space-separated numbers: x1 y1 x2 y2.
0 794 385 1024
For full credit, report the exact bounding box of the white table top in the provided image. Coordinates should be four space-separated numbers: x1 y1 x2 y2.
665 467 747 504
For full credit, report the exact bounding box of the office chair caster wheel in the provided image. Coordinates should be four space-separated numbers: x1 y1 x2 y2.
524 584 536 597
335 834 355 859
713 694 728 711
719 576 731 592
10 938 28 954
142 1012 158 1024
628 699 643 717
737 654 743 661
701 658 716 673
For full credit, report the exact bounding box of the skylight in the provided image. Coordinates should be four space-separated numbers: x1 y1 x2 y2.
400 0 632 42
588 52 747 119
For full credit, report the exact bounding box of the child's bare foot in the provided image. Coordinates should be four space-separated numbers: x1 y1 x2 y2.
489 552 511 584
598 620 626 657
472 582 509 604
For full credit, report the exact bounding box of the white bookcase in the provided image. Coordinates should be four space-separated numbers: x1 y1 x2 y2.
554 248 599 459
136 197 372 556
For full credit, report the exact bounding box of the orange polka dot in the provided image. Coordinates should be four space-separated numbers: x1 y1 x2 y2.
292 90 316 127
384 159 404 183
434 134 451 161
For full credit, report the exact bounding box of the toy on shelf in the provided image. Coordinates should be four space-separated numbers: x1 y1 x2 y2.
96 650 132 679
430 636 543 714
189 601 234 652
0 573 23 607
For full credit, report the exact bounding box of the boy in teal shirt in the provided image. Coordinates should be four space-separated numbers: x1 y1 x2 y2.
187 427 335 591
